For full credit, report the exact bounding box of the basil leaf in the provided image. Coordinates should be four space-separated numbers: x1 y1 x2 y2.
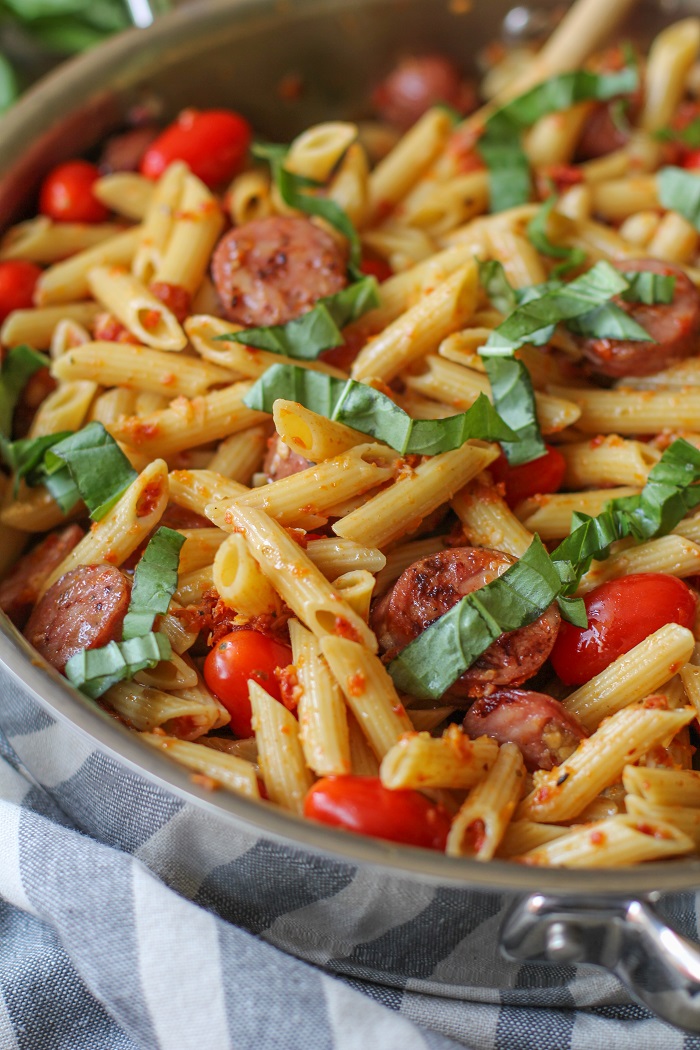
387 535 561 699
42 466 80 514
43 422 137 520
0 345 49 438
2 431 72 494
122 527 185 640
0 53 19 114
479 67 639 212
620 271 676 305
657 167 700 230
612 436 700 540
552 438 700 591
556 594 588 627
655 119 700 150
64 632 172 700
486 68 639 138
482 356 546 465
253 142 363 276
477 259 518 315
567 302 654 341
217 277 380 360
477 139 532 214
243 363 518 453
482 261 632 355
526 197 586 277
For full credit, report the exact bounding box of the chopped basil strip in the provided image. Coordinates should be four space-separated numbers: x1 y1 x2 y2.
566 302 653 341
122 527 185 640
387 536 561 699
526 197 586 277
620 270 676 305
477 259 518 315
41 422 138 519
479 67 638 212
481 261 644 354
655 119 700 149
477 139 532 215
3 431 72 495
0 345 49 439
253 141 363 276
243 363 518 453
657 166 700 230
552 437 700 589
64 632 172 700
0 53 19 114
216 276 380 360
482 356 546 465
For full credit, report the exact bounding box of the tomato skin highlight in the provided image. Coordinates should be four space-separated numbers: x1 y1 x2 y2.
140 108 252 188
550 573 697 686
0 260 42 323
39 160 109 223
359 256 393 282
203 629 292 737
491 443 566 509
304 776 451 851
684 149 700 170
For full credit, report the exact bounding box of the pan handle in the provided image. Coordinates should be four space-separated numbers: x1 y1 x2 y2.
123 0 171 28
501 893 700 1031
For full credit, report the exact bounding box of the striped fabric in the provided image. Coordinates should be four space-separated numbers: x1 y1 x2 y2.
0 672 698 1050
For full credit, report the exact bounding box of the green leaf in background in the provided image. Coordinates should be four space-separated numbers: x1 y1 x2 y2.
526 196 586 277
478 67 639 212
657 166 700 231
0 51 19 112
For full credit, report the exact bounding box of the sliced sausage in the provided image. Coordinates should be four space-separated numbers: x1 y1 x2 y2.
575 103 630 161
263 434 312 482
0 525 84 629
370 547 560 699
13 367 57 438
211 215 347 327
463 689 586 771
99 125 160 174
372 54 478 131
25 564 131 673
574 259 700 377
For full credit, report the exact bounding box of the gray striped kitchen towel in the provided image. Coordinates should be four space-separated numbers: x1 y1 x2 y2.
0 670 696 1050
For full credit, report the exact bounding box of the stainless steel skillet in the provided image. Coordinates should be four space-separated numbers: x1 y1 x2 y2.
2 0 700 1029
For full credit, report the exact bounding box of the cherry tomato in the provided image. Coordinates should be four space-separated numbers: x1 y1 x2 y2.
203 629 292 737
304 776 451 851
684 149 700 171
490 444 566 509
39 160 109 223
0 260 42 323
140 108 252 188
359 256 393 282
550 573 697 686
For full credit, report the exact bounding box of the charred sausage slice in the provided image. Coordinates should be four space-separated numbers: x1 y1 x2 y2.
372 54 477 131
0 525 84 629
463 689 586 770
211 215 347 327
25 564 131 673
574 259 700 377
370 547 560 698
